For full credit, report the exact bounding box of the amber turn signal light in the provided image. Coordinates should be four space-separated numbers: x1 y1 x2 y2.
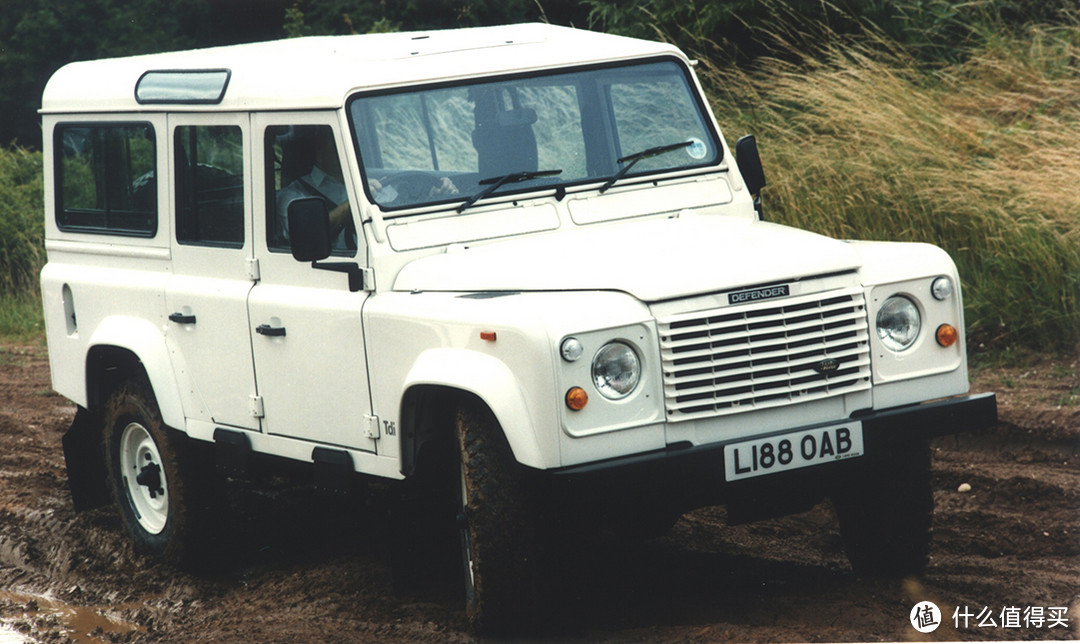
565 386 589 411
936 324 958 347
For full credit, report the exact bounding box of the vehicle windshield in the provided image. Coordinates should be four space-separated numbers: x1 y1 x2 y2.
347 59 721 213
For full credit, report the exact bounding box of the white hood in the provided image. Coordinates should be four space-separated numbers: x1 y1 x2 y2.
393 216 862 302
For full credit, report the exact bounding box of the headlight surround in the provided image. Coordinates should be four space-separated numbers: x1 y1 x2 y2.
875 295 921 352
591 341 641 399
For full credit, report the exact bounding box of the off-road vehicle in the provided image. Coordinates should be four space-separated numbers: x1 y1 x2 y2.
40 23 997 633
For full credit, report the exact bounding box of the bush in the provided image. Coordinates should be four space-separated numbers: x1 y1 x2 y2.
0 145 44 295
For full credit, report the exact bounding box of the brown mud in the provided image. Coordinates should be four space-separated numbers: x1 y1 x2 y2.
0 343 1077 642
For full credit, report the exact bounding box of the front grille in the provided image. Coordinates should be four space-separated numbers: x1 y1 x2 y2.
657 287 871 421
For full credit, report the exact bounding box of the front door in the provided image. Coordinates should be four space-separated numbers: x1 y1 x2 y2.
248 112 376 451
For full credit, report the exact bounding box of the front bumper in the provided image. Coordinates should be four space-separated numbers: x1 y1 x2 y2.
549 393 997 523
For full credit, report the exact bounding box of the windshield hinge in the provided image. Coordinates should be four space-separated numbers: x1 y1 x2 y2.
246 258 261 281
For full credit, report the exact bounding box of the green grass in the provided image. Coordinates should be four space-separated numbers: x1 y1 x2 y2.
701 18 1080 352
0 291 44 344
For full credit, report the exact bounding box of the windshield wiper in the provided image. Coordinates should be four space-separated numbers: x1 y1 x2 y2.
457 169 563 213
598 140 694 194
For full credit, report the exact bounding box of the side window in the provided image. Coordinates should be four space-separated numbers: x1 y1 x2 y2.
174 125 245 247
265 125 355 255
55 123 156 235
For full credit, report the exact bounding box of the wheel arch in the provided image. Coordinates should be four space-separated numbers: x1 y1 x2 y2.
398 348 549 477
86 316 185 429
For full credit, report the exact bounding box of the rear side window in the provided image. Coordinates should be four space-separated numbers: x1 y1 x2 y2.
55 123 157 235
174 125 245 247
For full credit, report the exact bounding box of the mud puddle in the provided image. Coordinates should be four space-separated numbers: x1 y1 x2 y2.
0 589 143 643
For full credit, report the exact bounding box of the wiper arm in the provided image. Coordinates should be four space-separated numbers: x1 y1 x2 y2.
598 140 694 194
457 169 563 213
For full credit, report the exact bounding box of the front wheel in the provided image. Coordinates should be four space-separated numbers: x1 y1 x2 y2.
103 379 207 564
832 439 933 577
455 399 540 634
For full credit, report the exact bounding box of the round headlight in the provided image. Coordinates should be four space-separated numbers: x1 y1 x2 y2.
876 296 921 352
592 342 641 399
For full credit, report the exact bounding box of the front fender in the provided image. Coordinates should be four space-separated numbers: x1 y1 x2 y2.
88 315 185 431
403 348 547 469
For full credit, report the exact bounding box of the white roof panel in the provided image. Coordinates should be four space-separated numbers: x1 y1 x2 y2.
41 23 685 114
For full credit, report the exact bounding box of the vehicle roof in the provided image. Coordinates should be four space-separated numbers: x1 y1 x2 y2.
41 23 686 114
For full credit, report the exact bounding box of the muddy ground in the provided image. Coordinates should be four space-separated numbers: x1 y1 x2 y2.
0 343 1076 643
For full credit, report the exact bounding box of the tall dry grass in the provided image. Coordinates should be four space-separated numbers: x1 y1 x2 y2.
703 22 1080 350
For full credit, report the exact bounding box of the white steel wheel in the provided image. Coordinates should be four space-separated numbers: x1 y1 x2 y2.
118 421 169 535
458 463 477 605
103 378 209 565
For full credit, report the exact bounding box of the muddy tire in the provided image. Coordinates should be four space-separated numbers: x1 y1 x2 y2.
103 379 211 565
832 439 932 577
456 399 539 635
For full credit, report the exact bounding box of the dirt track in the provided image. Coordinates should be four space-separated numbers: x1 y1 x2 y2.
0 343 1077 642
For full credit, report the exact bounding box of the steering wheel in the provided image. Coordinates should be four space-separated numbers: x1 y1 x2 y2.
378 171 444 204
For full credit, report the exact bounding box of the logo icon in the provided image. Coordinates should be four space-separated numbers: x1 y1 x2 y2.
910 601 942 633
814 358 840 374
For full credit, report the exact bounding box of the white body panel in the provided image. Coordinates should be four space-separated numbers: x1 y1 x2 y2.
41 24 974 478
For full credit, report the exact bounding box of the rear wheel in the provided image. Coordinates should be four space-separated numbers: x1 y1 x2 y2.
103 379 210 564
832 439 933 576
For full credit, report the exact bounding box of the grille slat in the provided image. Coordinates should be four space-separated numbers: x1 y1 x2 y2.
657 287 872 421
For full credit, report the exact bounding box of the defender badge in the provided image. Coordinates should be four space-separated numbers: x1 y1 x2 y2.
728 284 790 305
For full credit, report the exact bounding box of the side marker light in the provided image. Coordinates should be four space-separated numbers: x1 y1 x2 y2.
936 324 958 347
565 387 589 411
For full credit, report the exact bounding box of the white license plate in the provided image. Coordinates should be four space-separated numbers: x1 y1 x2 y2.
724 423 863 482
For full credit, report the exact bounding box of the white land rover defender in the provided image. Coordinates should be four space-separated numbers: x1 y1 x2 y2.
41 24 996 633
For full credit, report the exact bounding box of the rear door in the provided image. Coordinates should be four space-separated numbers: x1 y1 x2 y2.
164 113 260 430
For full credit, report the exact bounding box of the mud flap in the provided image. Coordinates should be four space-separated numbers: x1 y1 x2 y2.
61 407 110 512
313 447 355 495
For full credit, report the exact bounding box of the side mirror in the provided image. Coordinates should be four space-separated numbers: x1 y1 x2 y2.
735 135 767 217
287 197 332 262
735 135 767 194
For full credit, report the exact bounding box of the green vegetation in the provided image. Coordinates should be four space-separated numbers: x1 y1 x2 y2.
1 1 1077 352
704 20 1080 352
0 145 43 294
0 292 44 344
0 145 45 343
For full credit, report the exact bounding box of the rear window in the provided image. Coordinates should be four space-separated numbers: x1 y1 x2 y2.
55 123 157 236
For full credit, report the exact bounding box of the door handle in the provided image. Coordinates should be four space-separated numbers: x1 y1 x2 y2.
256 324 286 337
168 312 197 325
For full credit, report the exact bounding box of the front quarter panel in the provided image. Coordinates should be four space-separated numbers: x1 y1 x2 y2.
364 291 560 470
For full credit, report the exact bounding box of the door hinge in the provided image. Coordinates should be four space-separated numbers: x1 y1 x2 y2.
250 395 265 418
246 258 261 281
361 267 375 291
363 414 381 439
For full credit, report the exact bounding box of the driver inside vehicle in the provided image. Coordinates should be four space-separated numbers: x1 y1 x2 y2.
369 173 458 206
275 126 460 249
275 129 356 251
